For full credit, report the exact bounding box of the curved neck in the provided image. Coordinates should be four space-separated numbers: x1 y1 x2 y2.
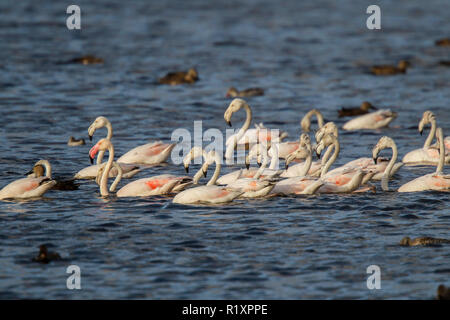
100 144 115 196
381 142 398 191
254 146 269 179
207 153 222 186
269 144 279 170
299 151 312 176
225 104 252 162
109 162 123 192
423 118 436 149
436 129 445 174
41 161 52 179
321 145 333 166
320 139 340 177
97 120 113 165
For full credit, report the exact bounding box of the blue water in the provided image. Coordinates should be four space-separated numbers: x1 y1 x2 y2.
0 0 449 299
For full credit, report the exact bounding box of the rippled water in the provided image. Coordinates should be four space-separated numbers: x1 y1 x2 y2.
0 0 449 299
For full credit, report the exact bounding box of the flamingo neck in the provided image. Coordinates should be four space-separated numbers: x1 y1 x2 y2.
41 161 52 179
320 138 340 177
299 151 312 176
225 103 252 162
109 162 122 192
100 144 114 196
268 145 279 170
254 147 269 179
321 145 333 166
381 141 398 191
436 129 444 174
207 153 222 186
97 120 113 165
423 117 436 149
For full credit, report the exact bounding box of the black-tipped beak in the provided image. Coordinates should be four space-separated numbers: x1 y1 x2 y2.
285 163 289 170
90 156 94 164
203 170 207 178
316 151 321 159
257 161 262 168
245 163 250 170
373 157 378 164
419 130 423 136
184 166 189 174
227 121 232 127
89 134 93 141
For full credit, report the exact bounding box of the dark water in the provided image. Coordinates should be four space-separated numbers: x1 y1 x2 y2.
0 0 449 299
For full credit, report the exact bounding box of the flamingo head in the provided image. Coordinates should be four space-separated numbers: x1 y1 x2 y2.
183 146 205 173
89 138 111 164
88 116 109 141
418 111 435 135
224 98 248 127
372 136 395 164
315 122 337 144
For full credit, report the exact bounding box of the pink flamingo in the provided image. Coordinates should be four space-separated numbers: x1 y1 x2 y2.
90 139 191 197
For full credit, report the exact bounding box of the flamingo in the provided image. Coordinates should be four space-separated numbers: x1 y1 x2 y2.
342 109 397 131
402 111 450 165
224 99 287 164
280 133 323 177
89 139 191 197
316 122 402 181
314 133 374 193
88 116 175 165
173 150 243 204
271 109 325 159
397 128 450 192
0 160 56 200
217 143 281 185
269 140 324 195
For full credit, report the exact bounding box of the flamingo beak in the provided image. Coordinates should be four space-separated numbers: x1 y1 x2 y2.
89 144 100 164
285 163 289 170
202 170 207 178
373 157 378 164
257 161 262 168
316 151 321 159
89 134 93 141
419 130 423 136
184 165 189 174
226 120 232 127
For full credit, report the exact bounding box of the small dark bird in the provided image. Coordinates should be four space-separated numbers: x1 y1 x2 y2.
32 245 61 264
158 68 199 85
438 60 450 67
65 55 104 65
338 101 377 118
371 60 410 75
400 237 450 246
68 136 85 146
435 38 450 47
437 285 450 300
27 165 79 191
226 87 264 98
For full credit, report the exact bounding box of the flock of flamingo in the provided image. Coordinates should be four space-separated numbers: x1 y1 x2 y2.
0 98 449 203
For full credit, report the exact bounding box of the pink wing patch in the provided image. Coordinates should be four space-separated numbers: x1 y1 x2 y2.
145 178 171 190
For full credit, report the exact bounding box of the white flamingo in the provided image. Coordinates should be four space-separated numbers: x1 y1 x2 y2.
402 111 450 165
316 122 402 181
217 143 281 184
398 128 450 192
342 109 397 131
0 160 56 200
274 109 325 159
173 150 243 204
88 116 175 165
90 139 191 197
224 99 287 164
